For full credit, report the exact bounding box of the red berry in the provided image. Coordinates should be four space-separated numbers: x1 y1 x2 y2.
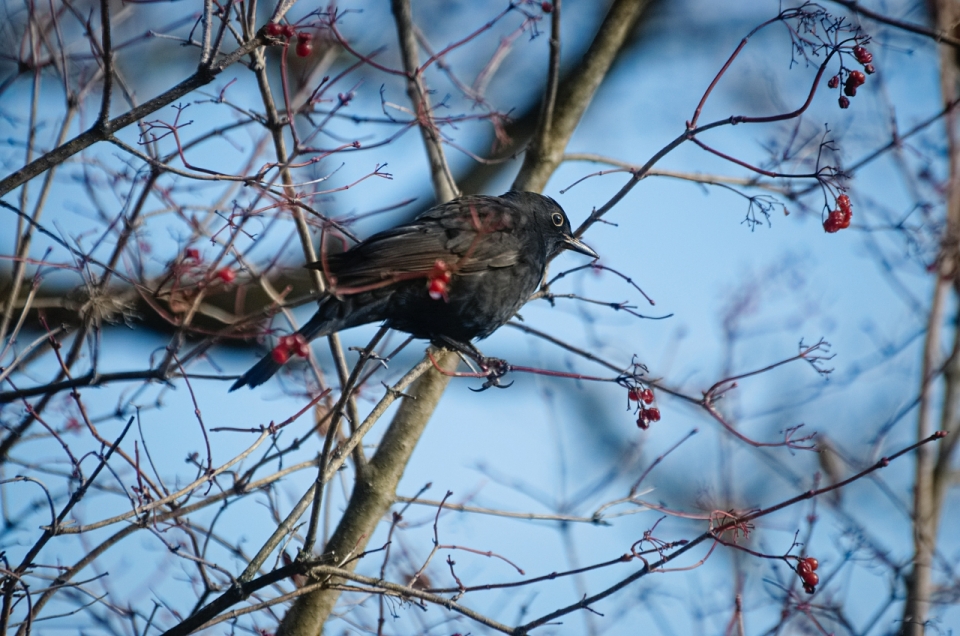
184 248 200 261
827 75 839 89
836 194 851 212
853 45 873 64
848 70 866 87
823 210 852 234
843 84 857 97
640 388 654 404
281 24 296 38
864 63 875 75
541 1 553 12
271 345 290 365
823 211 844 233
265 23 283 36
296 40 312 57
427 260 453 299
646 407 661 422
627 389 640 401
295 341 310 358
428 279 448 300
216 268 236 283
636 415 650 430
838 96 850 109
798 557 821 576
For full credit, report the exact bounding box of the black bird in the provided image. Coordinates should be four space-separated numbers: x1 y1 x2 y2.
230 191 597 390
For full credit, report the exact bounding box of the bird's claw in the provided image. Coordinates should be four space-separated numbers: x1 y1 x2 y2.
470 357 513 391
470 378 514 392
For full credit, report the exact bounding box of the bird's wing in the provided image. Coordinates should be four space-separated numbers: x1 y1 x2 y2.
308 197 529 289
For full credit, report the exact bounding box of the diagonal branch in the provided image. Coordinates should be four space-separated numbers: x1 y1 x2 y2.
390 0 459 202
0 32 269 198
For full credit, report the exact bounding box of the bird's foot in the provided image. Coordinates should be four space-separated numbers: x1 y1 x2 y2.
471 356 513 391
429 337 514 391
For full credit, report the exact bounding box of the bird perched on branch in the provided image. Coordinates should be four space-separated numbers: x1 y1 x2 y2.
230 191 597 391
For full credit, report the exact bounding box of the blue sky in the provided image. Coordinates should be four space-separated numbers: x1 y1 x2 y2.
1 1 956 633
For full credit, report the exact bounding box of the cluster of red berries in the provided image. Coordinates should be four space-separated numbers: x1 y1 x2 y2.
427 259 453 301
628 387 660 429
827 45 875 109
271 333 311 365
823 194 852 233
265 23 313 57
796 556 819 594
265 22 296 38
636 407 661 429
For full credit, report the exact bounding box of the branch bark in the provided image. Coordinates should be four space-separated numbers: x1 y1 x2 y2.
903 1 960 632
512 0 650 193
277 2 463 632
390 0 459 202
277 349 459 635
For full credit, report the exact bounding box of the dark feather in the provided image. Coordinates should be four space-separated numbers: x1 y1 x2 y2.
230 191 596 391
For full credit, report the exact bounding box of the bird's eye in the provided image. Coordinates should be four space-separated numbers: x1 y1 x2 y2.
551 212 564 227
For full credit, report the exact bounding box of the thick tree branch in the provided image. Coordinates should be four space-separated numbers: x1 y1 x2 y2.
512 0 650 192
904 1 960 632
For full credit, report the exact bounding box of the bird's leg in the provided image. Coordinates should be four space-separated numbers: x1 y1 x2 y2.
431 336 512 390
432 335 482 359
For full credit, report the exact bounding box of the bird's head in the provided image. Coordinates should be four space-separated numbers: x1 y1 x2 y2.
504 191 598 261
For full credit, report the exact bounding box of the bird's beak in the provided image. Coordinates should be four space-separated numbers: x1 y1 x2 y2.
563 234 598 259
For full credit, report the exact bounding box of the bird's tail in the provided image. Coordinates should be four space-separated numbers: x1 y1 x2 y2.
228 351 284 392
229 298 338 391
